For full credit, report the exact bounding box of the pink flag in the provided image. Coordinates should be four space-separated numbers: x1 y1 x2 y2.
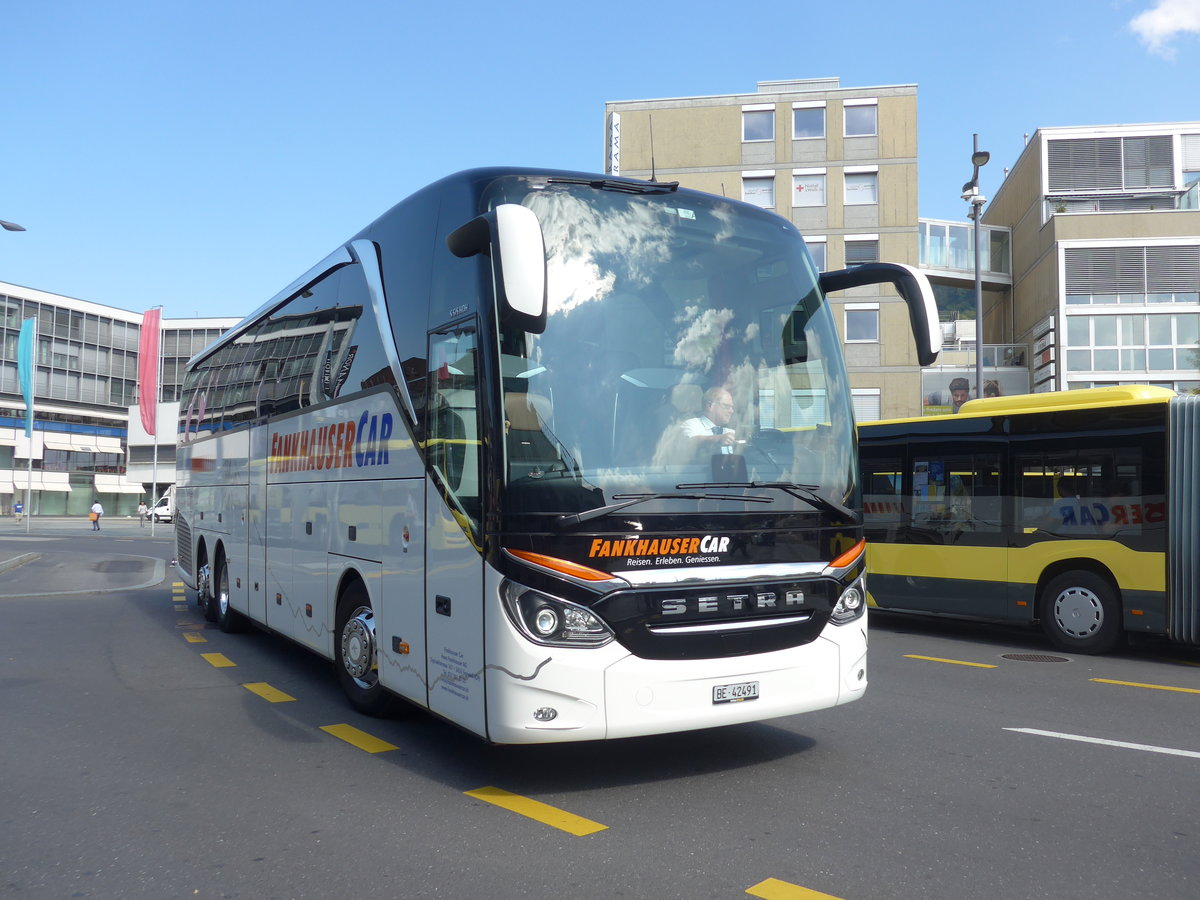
138 308 161 437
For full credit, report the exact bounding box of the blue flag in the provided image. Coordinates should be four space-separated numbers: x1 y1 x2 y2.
17 317 35 437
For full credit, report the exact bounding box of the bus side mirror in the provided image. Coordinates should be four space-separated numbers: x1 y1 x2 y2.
819 263 942 367
447 204 548 334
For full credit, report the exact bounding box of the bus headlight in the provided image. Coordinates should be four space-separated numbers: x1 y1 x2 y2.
502 581 615 648
831 577 866 625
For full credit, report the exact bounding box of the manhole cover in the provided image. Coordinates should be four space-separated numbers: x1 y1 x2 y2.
1001 653 1071 662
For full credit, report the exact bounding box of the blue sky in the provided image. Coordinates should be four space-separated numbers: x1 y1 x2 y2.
2 0 1198 320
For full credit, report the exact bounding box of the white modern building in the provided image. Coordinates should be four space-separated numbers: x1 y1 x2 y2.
1 280 236 517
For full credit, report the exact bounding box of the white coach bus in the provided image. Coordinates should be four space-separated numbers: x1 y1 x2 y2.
175 167 939 743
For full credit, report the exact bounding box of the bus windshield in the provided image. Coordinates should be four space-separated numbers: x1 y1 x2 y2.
485 177 855 521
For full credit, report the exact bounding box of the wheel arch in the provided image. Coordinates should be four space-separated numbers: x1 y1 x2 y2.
334 565 369 608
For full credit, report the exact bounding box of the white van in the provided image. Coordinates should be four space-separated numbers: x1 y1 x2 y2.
151 486 175 523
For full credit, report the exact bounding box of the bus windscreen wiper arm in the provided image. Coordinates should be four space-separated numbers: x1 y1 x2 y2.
677 481 859 523
554 491 772 529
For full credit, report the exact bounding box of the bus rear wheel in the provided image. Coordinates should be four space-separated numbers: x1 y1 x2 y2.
335 582 397 717
213 553 247 633
1040 571 1122 655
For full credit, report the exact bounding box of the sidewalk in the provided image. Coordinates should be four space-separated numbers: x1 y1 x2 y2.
2 515 176 537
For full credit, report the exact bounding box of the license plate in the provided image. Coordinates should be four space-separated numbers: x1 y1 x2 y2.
713 680 759 704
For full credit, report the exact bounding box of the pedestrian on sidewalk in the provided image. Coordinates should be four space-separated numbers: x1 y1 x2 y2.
137 499 148 527
90 499 104 531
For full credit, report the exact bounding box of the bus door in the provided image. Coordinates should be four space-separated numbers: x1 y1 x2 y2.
423 326 487 735
903 450 1006 618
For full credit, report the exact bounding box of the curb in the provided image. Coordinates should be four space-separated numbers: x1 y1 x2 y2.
0 552 41 575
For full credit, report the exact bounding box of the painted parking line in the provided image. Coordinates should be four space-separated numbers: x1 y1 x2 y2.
320 723 398 754
746 877 846 899
183 632 208 644
1091 678 1200 695
243 682 296 703
201 652 236 668
465 786 608 836
904 654 997 669
1005 727 1200 759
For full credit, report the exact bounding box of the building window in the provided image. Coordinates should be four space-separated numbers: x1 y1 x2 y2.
792 170 826 207
742 173 775 208
793 105 825 139
1064 312 1200 372
845 238 879 266
844 101 878 137
845 171 878 205
1064 244 1200 306
1048 135 1173 192
806 239 827 271
852 388 882 421
845 304 879 342
743 108 774 142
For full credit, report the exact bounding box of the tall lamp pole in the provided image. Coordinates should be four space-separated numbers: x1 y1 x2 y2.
1 220 26 232
962 134 990 401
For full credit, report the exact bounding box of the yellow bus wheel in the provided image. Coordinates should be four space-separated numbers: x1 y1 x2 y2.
1040 571 1122 655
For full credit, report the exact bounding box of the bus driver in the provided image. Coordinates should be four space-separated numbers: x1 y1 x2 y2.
680 387 738 455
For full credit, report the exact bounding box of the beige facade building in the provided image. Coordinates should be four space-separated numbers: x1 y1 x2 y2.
605 77 924 419
984 123 1200 394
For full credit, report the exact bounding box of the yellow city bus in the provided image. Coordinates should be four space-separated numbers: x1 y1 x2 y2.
857 385 1200 654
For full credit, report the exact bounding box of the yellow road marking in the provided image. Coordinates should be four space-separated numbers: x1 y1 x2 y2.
1091 678 1200 695
183 632 208 644
464 786 607 836
747 878 846 899
320 724 398 753
904 654 996 669
174 605 188 612
243 682 296 703
201 652 236 668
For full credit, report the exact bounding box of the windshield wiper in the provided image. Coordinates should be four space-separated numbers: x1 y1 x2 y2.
554 491 771 530
676 481 859 523
546 176 679 195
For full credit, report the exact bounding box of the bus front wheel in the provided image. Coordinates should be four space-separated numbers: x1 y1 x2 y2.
335 582 397 717
198 560 219 623
1040 571 1122 655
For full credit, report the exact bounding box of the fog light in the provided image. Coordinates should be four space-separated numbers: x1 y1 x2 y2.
534 607 559 636
533 707 558 722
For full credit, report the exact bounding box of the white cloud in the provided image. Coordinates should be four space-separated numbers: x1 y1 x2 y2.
1130 0 1200 57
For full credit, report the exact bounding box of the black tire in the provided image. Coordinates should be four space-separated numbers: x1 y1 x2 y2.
214 553 247 634
198 558 219 623
1040 570 1123 655
334 581 397 717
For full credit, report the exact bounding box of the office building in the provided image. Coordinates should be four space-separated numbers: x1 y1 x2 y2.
984 123 1200 394
1 280 236 517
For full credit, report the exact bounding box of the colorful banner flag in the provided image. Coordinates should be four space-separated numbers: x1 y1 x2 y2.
138 308 162 437
17 317 35 437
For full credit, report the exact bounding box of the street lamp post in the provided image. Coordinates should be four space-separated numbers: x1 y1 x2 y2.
962 134 990 402
1 220 25 232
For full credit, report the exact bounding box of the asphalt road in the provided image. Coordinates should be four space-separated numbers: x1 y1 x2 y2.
2 522 1198 899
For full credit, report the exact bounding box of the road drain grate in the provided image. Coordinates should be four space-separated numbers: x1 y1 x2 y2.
1001 653 1071 662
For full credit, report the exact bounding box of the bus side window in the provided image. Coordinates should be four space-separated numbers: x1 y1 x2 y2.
911 454 1001 542
862 457 904 540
